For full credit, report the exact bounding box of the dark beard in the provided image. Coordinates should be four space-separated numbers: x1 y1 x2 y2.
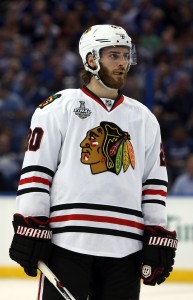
98 63 127 89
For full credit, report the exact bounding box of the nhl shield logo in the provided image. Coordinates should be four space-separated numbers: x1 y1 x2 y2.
74 101 91 119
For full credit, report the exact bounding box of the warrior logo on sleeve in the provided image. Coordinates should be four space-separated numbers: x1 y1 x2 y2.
80 121 135 175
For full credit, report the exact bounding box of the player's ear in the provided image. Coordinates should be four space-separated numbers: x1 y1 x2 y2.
87 53 97 69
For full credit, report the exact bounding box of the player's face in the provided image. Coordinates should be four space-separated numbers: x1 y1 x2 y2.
99 46 130 89
80 126 105 164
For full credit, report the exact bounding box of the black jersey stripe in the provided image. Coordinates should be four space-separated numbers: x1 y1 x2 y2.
17 187 50 196
142 199 166 206
142 179 168 187
52 225 143 241
20 165 54 177
50 203 143 218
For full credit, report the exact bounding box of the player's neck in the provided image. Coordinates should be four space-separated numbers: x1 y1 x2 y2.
86 78 119 100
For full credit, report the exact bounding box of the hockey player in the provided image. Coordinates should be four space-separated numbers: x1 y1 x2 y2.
9 25 177 300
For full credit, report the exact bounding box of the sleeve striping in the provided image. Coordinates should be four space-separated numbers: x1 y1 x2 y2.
19 176 52 186
20 165 54 177
17 187 50 196
142 189 167 197
142 179 168 187
142 199 166 206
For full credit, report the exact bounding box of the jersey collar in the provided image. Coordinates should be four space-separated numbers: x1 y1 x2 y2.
80 85 124 112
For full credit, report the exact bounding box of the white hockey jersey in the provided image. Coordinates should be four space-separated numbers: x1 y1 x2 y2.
16 86 168 258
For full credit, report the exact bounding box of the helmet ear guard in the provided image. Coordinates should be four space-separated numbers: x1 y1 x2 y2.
85 52 100 72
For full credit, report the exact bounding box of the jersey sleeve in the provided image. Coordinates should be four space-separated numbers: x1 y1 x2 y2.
16 105 63 218
142 114 168 227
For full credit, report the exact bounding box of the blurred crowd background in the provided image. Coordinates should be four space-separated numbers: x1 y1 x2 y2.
0 0 193 194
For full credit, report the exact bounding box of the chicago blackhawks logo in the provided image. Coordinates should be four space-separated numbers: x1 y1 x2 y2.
80 121 135 175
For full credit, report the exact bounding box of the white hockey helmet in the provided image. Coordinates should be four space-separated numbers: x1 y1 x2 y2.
79 24 137 76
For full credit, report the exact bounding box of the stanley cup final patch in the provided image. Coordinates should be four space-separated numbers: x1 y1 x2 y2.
74 101 91 119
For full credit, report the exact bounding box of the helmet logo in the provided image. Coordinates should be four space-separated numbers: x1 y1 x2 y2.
117 34 125 39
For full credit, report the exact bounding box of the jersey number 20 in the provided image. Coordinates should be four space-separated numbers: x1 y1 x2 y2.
26 127 44 151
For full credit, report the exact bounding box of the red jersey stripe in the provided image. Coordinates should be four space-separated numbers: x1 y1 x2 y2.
81 86 124 111
112 95 124 110
142 189 167 197
19 176 51 187
49 214 144 230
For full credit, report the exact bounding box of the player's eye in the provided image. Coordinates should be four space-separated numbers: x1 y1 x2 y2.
109 53 118 60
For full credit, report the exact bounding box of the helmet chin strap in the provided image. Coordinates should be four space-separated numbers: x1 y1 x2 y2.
95 74 118 91
88 61 118 92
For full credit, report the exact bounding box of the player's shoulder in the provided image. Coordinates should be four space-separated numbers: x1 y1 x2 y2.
34 88 82 116
124 95 159 125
